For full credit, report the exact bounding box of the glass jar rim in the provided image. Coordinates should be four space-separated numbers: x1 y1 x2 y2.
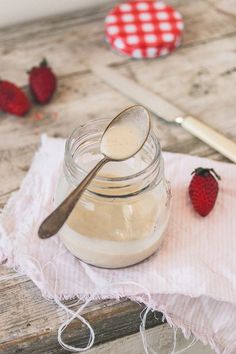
65 118 161 183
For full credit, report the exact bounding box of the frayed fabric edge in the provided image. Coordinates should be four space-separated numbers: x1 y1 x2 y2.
0 246 235 354
0 240 235 354
0 210 235 353
1 260 235 354
154 307 236 354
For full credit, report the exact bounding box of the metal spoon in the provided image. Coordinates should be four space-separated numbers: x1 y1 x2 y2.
38 105 151 239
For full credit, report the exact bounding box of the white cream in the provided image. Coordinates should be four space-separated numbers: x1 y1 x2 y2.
100 105 150 160
67 186 159 241
56 170 170 268
101 122 146 160
60 214 169 268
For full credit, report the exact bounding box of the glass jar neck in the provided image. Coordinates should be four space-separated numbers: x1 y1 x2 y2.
64 118 164 198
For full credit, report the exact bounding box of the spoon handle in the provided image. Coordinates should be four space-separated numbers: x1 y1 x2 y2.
38 157 109 239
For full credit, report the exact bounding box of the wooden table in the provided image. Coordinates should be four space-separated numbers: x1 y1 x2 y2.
0 1 235 353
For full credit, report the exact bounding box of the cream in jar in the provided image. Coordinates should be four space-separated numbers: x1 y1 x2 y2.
55 118 170 268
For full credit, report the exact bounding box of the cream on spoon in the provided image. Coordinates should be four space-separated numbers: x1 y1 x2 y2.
38 105 151 239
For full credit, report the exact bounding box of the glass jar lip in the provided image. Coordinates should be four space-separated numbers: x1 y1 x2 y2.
65 117 161 183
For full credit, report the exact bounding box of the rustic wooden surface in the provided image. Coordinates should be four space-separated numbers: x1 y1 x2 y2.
0 0 235 353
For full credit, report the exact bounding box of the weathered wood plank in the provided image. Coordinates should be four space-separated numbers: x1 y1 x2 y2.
86 325 217 354
0 271 163 354
0 1 123 86
208 0 236 17
0 0 234 46
1 33 235 201
116 35 236 135
0 0 235 86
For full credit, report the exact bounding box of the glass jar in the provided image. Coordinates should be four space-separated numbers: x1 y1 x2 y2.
55 118 171 268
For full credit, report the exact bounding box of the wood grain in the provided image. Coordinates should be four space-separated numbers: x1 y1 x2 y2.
0 268 163 353
0 0 236 352
85 325 219 354
0 0 235 85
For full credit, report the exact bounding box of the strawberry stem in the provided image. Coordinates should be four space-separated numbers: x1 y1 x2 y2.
40 58 48 67
191 167 221 180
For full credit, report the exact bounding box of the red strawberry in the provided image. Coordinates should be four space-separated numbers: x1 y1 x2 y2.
189 167 221 217
0 80 30 116
28 59 57 104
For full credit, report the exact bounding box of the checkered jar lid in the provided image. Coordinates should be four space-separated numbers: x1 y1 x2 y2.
105 1 184 58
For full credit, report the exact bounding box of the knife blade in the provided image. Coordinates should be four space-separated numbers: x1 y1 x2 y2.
91 64 236 163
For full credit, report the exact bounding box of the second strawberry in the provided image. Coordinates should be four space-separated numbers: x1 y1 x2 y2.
28 59 57 104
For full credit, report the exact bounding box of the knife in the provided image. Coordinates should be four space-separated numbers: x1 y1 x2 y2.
91 64 236 163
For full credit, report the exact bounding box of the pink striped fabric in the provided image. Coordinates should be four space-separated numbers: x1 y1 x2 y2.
0 135 236 353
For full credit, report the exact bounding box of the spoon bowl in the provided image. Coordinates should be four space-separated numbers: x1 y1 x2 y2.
101 105 151 161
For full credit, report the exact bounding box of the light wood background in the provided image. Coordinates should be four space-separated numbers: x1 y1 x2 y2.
0 0 235 353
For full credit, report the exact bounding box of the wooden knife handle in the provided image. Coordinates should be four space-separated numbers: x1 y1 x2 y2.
178 116 236 163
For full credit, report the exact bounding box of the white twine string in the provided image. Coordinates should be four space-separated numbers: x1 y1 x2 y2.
0 260 198 353
173 337 198 354
171 327 177 354
46 259 95 352
56 298 95 352
110 282 198 354
140 307 159 354
18 254 95 352
140 314 198 354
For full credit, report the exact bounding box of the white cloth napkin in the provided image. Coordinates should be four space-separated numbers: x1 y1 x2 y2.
1 135 236 354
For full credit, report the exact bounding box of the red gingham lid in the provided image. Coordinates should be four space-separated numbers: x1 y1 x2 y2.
105 1 184 58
